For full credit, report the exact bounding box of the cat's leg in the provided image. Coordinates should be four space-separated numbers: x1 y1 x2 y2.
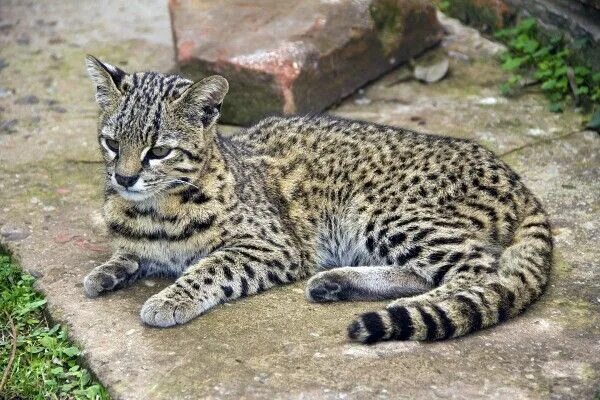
306 266 432 302
83 251 141 297
387 239 500 308
140 243 305 327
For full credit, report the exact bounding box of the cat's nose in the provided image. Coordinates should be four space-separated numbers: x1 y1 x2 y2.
114 173 139 188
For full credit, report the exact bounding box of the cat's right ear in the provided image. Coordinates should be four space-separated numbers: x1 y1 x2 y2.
85 55 126 110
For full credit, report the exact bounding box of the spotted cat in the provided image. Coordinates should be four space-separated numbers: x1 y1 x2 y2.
83 56 552 343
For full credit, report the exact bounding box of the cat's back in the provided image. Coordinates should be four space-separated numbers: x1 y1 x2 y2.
231 115 490 164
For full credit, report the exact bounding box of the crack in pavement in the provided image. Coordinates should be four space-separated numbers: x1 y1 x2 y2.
499 129 588 158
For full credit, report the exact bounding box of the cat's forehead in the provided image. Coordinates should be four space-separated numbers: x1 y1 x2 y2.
127 72 191 98
105 72 192 142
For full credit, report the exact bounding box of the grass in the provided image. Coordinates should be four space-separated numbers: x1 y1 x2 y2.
0 249 110 400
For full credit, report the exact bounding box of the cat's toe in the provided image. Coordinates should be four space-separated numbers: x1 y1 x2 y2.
305 274 349 302
140 295 199 327
83 270 116 298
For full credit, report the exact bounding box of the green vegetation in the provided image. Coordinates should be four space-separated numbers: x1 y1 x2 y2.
495 18 600 115
0 249 109 400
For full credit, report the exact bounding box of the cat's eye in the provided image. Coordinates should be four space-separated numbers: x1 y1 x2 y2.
148 147 171 159
105 138 119 152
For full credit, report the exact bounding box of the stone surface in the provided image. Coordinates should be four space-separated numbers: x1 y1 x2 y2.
1 2 599 400
169 0 443 125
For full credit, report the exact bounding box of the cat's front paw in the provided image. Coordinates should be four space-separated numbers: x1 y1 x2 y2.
83 257 139 298
83 268 121 298
140 292 202 328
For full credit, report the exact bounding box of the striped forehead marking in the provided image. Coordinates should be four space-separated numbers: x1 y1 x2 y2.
113 72 192 144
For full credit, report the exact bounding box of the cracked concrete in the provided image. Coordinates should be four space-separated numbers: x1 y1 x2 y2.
0 2 598 399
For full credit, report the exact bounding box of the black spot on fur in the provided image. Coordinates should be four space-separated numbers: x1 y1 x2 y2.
455 295 482 332
221 285 233 297
267 271 283 285
388 232 406 247
240 277 249 297
396 246 422 265
428 251 446 264
366 236 375 253
447 252 464 263
243 264 255 279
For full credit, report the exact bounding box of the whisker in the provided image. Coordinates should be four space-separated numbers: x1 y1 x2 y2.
165 179 200 190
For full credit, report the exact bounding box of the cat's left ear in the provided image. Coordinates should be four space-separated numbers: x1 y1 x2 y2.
85 55 127 110
172 75 229 129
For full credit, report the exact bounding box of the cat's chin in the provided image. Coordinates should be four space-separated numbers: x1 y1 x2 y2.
117 189 155 202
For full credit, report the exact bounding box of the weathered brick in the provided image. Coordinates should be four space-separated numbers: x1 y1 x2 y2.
169 0 443 125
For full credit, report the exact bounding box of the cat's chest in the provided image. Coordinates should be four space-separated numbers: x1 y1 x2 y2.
106 203 219 267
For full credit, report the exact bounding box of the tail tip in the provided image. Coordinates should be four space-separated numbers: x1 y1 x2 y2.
347 311 387 344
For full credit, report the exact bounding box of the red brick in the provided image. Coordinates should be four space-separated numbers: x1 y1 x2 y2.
169 0 444 125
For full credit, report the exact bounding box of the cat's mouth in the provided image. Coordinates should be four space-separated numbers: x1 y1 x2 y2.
117 188 155 202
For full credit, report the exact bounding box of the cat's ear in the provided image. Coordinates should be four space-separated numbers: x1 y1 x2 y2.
85 55 127 110
172 75 229 129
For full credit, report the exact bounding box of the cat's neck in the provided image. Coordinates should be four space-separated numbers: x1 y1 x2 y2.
192 130 236 203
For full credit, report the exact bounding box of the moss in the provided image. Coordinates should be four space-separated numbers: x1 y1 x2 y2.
0 155 103 207
439 0 509 32
552 253 573 280
369 0 405 56
548 288 595 330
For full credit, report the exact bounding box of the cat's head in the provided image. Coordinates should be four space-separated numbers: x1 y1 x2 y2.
85 55 228 202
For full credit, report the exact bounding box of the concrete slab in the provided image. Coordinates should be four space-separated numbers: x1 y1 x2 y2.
0 3 598 400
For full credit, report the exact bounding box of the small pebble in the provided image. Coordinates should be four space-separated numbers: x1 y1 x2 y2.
142 279 156 287
0 88 13 98
477 97 499 105
354 97 372 106
0 225 30 241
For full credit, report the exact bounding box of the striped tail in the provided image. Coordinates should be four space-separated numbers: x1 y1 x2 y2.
348 202 553 343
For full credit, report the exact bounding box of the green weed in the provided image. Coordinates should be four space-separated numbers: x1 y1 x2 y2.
495 18 599 114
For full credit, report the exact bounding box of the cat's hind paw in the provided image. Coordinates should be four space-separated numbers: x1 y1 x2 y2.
305 272 351 302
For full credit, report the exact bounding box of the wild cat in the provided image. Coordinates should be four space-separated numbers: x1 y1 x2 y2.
83 55 552 343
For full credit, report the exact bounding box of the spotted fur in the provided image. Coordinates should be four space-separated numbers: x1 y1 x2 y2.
83 56 552 343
